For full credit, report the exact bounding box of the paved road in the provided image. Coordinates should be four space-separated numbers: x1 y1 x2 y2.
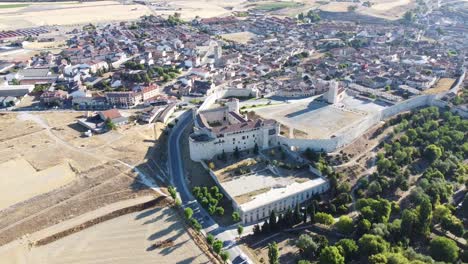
168 110 252 264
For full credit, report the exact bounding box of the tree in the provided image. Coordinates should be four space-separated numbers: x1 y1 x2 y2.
368 181 382 197
190 218 202 231
269 210 278 230
213 240 223 254
430 236 459 263
220 251 229 263
105 118 116 130
417 198 432 236
232 211 241 222
175 198 182 207
358 234 389 257
357 218 371 236
403 10 415 24
297 261 311 264
461 194 468 219
237 225 244 238
216 206 224 216
184 207 193 219
424 144 442 163
296 234 318 257
347 5 358 12
315 212 334 226
336 239 358 260
206 234 214 246
234 146 240 159
208 162 215 170
254 143 259 154
335 216 354 235
309 204 316 223
441 215 464 237
294 204 301 224
168 186 177 199
368 253 387 264
268 242 280 264
319 246 345 264
434 204 451 223
401 209 418 239
253 224 261 235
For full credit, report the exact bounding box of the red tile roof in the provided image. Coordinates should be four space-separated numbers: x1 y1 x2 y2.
99 109 122 120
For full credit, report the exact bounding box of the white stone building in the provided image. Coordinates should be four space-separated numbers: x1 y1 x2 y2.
189 98 280 161
238 177 329 224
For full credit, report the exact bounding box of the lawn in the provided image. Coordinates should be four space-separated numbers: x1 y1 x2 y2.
0 4 29 9
252 1 304 12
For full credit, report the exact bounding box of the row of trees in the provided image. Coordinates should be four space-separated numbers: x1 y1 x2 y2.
205 234 230 263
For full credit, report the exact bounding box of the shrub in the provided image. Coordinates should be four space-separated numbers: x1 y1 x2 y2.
315 212 335 226
430 236 459 263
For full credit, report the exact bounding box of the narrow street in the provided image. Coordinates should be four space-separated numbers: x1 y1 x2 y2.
168 110 252 264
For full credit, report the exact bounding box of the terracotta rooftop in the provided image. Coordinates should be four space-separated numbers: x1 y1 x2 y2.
99 109 122 120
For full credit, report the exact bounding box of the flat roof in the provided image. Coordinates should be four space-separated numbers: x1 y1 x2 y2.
238 177 327 213
0 84 34 91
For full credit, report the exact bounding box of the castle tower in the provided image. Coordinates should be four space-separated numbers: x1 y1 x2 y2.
326 81 339 104
226 98 240 113
214 44 222 62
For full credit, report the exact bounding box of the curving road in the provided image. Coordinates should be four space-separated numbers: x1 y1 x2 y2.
168 110 252 264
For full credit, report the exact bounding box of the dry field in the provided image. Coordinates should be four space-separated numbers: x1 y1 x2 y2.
0 112 166 246
146 0 246 19
221 31 257 44
0 206 210 264
0 158 76 211
247 0 415 20
0 0 416 30
0 1 151 30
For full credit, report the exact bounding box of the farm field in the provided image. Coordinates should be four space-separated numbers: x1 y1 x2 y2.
0 0 417 30
0 205 209 264
246 0 416 20
0 112 166 246
0 1 151 30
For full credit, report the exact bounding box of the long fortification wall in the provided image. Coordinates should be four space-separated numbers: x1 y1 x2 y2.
194 86 464 155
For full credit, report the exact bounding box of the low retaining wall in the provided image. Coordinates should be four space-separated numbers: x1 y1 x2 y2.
34 196 171 246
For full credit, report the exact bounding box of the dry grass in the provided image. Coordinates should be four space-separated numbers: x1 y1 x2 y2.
234 187 271 204
0 112 164 246
0 1 151 30
0 206 210 264
221 31 257 44
423 78 455 95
